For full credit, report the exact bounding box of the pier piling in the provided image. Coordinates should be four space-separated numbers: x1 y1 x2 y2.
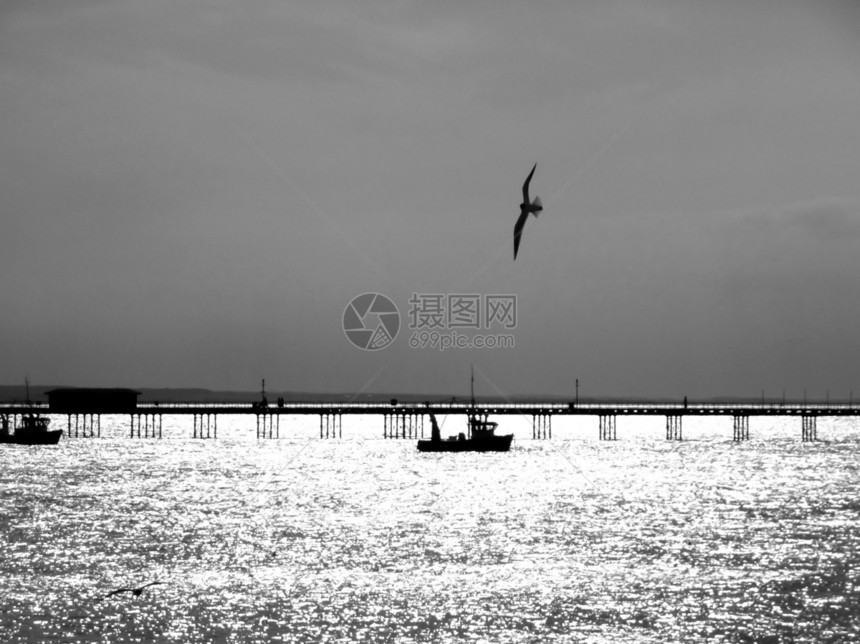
733 415 750 441
665 415 683 440
256 413 274 439
384 411 411 439
128 413 163 438
319 412 342 439
532 412 551 439
599 414 617 440
802 415 817 441
194 413 214 439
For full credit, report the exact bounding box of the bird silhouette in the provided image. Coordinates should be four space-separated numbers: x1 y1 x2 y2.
102 581 164 599
513 163 543 260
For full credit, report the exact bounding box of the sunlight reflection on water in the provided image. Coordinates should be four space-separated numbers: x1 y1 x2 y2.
1 415 859 642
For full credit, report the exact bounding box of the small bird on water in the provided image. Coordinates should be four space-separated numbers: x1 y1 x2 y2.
102 581 164 599
513 163 543 259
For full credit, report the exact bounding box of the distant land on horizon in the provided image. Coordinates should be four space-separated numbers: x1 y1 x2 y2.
0 384 575 405
0 385 836 406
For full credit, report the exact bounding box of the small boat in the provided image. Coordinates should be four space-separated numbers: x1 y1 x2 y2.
417 366 513 453
416 413 513 452
1 413 62 445
0 380 62 446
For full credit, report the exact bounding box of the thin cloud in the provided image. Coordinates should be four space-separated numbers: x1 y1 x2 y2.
726 198 860 238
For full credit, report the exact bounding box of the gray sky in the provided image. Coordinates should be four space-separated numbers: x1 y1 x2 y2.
2 0 860 399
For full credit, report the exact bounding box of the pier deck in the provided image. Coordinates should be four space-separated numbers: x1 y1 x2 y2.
1 400 854 442
1 401 854 416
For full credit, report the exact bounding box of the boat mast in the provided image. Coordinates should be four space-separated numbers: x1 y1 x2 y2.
469 364 475 438
24 376 33 412
470 364 475 408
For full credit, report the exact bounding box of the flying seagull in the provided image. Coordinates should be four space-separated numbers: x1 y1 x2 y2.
513 163 543 259
102 581 164 599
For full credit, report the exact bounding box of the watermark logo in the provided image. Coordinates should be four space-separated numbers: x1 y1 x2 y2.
342 293 401 351
344 292 516 351
408 293 517 330
407 293 516 351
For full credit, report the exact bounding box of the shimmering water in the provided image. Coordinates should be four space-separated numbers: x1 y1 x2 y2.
2 415 859 643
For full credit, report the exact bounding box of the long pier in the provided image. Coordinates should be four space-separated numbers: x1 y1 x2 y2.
1 400 857 442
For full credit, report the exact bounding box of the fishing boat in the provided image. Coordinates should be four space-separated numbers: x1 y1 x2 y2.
0 380 62 446
417 367 513 453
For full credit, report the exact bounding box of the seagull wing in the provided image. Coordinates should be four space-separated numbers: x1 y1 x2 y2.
513 209 529 260
141 581 164 590
522 163 536 204
105 588 133 598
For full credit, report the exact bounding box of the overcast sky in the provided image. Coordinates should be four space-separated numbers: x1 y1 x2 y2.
2 1 859 399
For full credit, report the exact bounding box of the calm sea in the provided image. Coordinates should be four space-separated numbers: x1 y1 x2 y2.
1 414 858 643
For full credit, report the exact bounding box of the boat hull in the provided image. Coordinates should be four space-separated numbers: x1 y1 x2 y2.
417 434 513 453
0 430 63 446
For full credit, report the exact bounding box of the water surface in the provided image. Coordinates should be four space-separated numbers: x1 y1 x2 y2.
2 415 858 642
